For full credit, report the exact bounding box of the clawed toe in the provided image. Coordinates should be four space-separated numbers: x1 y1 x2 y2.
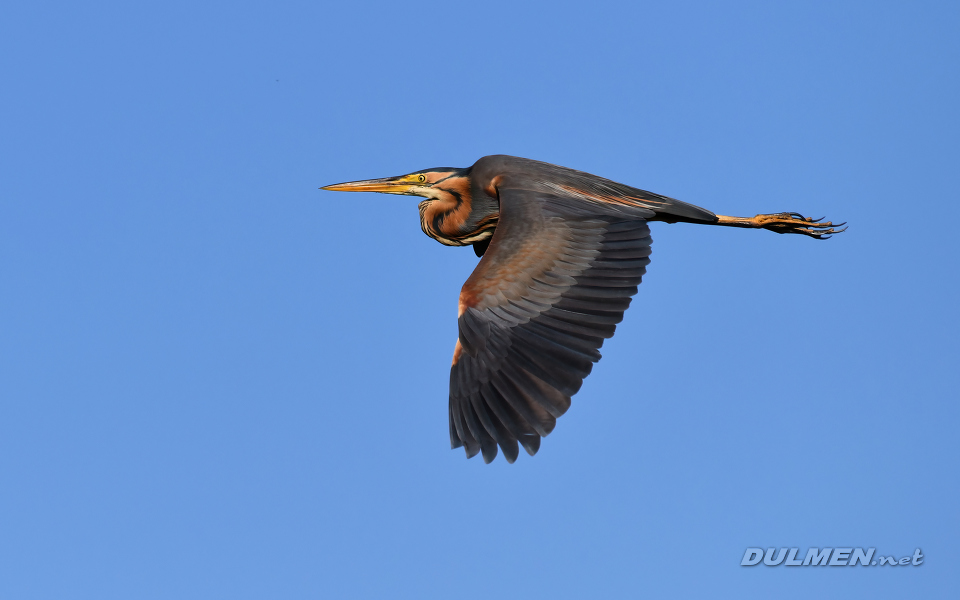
758 212 847 239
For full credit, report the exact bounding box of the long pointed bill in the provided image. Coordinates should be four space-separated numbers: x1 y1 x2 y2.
320 175 419 195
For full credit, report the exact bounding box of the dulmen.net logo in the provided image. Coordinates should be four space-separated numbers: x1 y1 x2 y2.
741 548 924 567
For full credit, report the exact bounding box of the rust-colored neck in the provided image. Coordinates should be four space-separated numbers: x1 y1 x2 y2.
419 176 498 246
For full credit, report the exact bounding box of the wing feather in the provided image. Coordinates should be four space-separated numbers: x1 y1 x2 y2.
448 185 653 462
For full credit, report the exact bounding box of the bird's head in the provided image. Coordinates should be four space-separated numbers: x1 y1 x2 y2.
321 168 466 201
322 166 497 247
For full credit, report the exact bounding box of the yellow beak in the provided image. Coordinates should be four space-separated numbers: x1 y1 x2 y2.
320 176 419 195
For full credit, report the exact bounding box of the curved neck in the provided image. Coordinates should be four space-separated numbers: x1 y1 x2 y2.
419 177 498 246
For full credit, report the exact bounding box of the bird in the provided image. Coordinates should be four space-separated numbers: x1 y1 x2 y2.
322 155 844 464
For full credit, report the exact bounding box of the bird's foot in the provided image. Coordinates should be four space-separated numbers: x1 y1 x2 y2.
755 212 846 239
717 212 847 239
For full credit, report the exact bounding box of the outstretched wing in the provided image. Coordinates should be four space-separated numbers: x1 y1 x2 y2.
449 185 654 463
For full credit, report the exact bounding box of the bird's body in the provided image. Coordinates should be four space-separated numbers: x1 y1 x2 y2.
323 155 843 463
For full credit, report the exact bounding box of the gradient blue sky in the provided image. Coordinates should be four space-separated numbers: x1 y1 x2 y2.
2 1 958 598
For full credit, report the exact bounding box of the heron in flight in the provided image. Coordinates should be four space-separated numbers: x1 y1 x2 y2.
322 155 844 463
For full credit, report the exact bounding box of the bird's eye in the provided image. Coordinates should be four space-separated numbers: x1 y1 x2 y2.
418 174 426 183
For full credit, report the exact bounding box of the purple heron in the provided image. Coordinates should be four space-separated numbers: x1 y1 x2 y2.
322 155 844 463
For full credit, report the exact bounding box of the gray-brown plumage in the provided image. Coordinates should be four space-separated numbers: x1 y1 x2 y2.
323 155 844 463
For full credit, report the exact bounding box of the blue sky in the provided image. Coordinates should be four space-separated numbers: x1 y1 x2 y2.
1 1 958 598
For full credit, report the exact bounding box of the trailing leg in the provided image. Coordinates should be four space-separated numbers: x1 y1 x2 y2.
714 212 846 239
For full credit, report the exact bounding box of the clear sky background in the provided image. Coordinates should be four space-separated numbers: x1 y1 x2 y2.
2 1 958 598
